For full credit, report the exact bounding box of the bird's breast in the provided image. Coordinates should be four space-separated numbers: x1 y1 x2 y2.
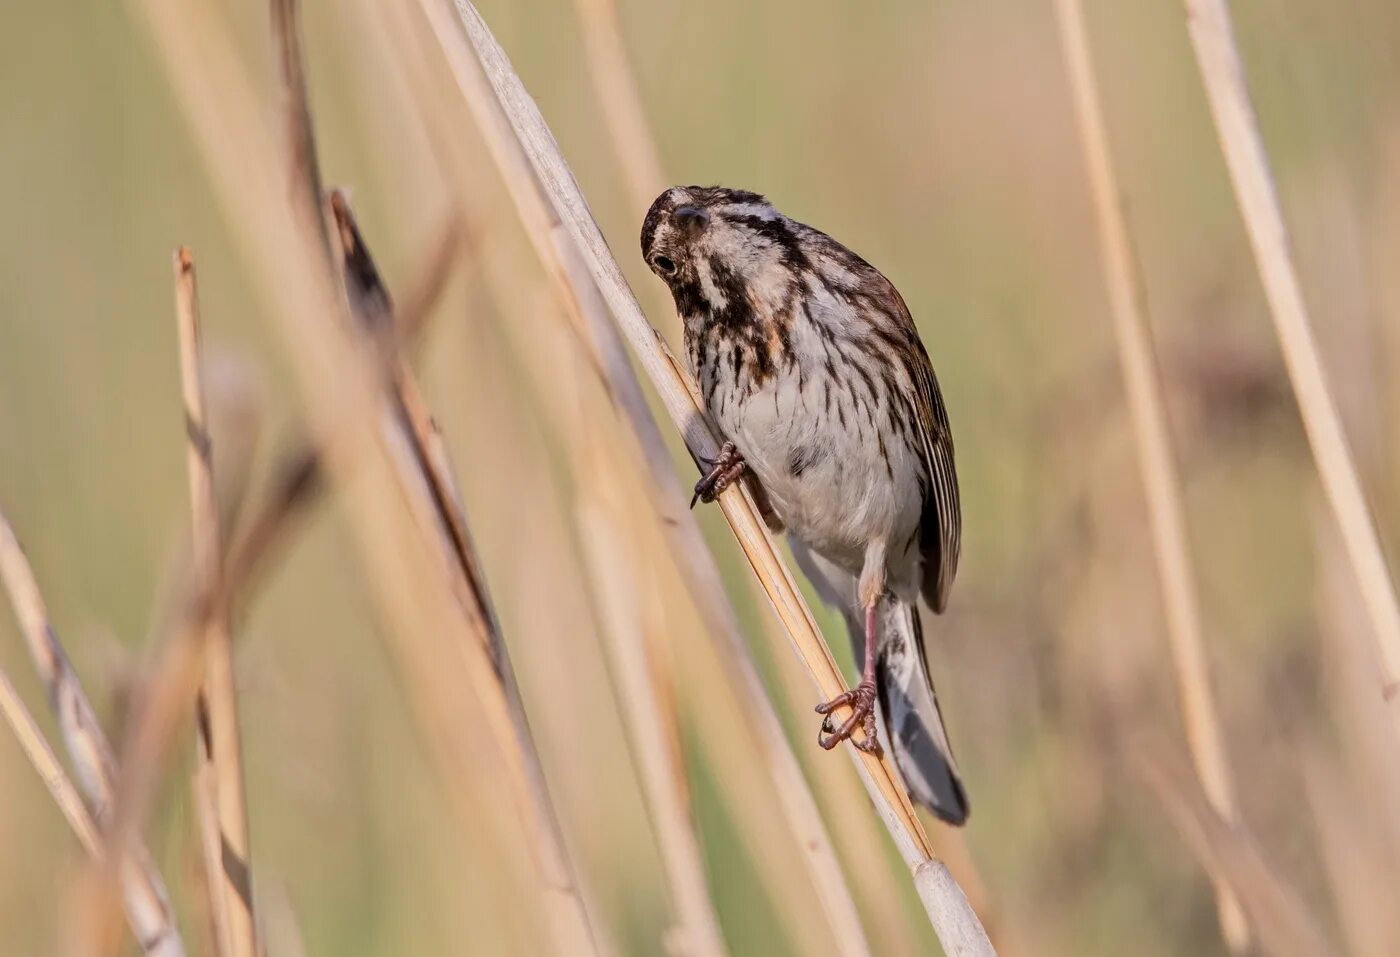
700 346 923 578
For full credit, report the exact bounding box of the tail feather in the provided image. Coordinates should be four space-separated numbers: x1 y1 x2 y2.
877 600 968 825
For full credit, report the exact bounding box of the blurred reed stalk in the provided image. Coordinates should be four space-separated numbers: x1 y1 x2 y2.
575 479 730 957
1182 0 1400 729
1127 735 1332 957
174 248 261 957
125 1 603 952
388 4 877 954
1052 0 1248 949
415 2 992 952
324 188 609 955
568 0 666 220
0 512 185 956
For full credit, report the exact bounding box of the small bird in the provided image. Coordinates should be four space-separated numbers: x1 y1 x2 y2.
642 186 968 824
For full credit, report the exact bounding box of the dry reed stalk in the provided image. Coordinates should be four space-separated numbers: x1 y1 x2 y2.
0 666 168 955
1128 736 1333 957
281 2 602 944
576 488 730 957
218 219 460 612
174 248 261 957
414 4 992 951
1053 1 1248 948
386 7 877 953
0 664 101 855
1307 513 1400 955
0 511 185 956
326 190 607 954
1182 0 1400 725
1300 744 1398 957
673 612 871 957
125 3 591 952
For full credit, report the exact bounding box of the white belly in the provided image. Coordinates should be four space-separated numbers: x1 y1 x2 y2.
713 361 925 588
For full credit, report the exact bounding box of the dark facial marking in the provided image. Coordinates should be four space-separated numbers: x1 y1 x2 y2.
723 213 810 269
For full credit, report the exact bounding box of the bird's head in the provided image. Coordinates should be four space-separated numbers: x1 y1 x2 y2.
641 185 807 320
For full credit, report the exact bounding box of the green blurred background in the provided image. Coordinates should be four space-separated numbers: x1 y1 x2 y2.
2 0 1399 954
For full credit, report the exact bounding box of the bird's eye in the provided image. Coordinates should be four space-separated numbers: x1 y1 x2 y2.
652 255 677 276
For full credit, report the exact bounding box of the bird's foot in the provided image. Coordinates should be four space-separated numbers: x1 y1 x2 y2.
691 441 746 507
815 679 881 755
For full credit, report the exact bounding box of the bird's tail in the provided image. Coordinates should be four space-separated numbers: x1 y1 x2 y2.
876 598 969 825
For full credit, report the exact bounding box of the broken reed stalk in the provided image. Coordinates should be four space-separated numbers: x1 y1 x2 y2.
419 2 991 951
326 191 607 955
282 3 603 950
127 2 598 952
218 220 460 611
0 512 186 956
394 2 877 951
1182 0 1400 724
174 248 261 957
1052 1 1248 949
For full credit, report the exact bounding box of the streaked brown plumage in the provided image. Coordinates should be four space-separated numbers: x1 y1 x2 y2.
642 186 968 824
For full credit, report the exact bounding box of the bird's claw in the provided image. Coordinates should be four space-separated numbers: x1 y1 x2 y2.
815 681 881 755
691 441 746 508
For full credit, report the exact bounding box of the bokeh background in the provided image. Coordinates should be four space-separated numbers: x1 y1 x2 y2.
3 0 1400 954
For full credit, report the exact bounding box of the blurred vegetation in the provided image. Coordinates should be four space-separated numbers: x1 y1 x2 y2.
2 0 1399 954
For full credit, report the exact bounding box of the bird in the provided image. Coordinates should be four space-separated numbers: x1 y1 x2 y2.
641 185 968 825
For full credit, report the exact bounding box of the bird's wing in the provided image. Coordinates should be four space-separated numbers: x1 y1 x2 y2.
880 286 961 614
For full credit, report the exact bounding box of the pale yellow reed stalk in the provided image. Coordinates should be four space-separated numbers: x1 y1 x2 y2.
418 2 991 951
1183 0 1400 725
0 511 185 956
385 6 877 954
174 248 261 957
1052 1 1247 948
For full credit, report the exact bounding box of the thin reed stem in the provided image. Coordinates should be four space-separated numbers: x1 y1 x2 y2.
568 0 666 217
1183 0 1400 724
417 2 992 952
0 663 101 855
0 510 186 956
174 248 261 957
577 494 731 957
1053 1 1248 948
